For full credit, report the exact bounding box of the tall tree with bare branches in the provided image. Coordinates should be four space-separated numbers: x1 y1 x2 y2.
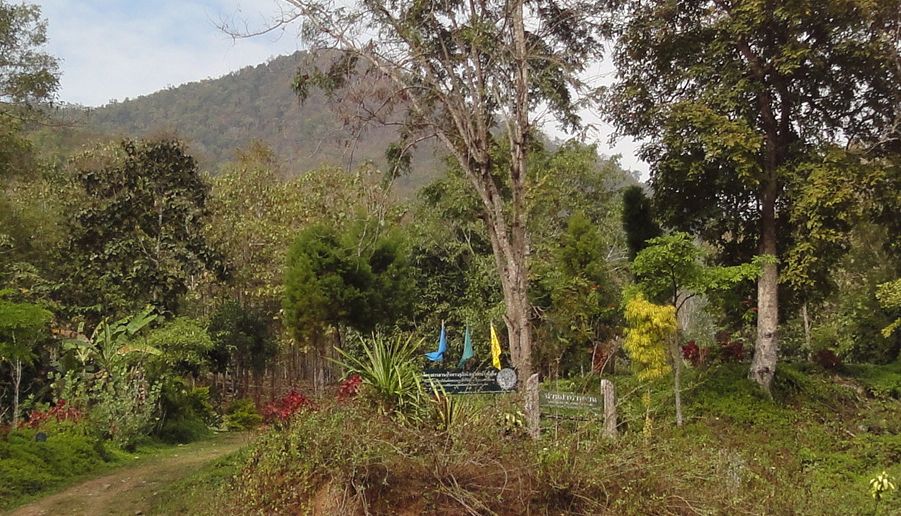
229 0 607 402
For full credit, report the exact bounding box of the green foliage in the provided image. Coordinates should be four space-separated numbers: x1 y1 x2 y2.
146 317 214 376
607 0 899 262
0 428 110 509
204 143 304 311
534 211 620 375
782 151 899 302
334 333 424 416
0 0 59 110
877 279 901 338
60 138 222 319
409 141 632 371
283 222 414 345
0 299 52 363
408 166 501 332
156 378 214 444
632 232 762 311
208 301 277 377
88 372 162 450
621 185 661 259
0 298 51 425
48 307 164 449
623 293 676 381
81 305 160 375
221 398 262 431
607 0 900 388
427 383 476 433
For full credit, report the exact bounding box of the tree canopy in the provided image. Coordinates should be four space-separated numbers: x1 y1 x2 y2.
606 0 901 391
61 138 222 319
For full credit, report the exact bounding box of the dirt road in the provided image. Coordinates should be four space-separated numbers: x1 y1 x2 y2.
7 433 249 516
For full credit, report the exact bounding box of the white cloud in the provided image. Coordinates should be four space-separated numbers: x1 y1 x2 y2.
35 0 303 106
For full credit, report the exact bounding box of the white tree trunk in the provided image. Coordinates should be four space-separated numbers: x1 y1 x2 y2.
750 180 779 393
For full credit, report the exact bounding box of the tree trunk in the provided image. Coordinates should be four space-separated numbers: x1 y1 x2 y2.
11 358 22 429
524 373 540 440
508 0 533 387
801 302 811 353
501 264 532 384
601 379 618 438
670 336 683 426
750 176 779 393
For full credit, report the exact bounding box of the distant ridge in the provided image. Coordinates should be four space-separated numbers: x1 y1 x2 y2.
64 52 444 191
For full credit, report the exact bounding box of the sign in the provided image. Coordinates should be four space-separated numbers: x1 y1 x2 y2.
422 368 518 394
539 391 601 411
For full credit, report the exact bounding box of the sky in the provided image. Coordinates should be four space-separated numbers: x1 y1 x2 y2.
34 0 647 176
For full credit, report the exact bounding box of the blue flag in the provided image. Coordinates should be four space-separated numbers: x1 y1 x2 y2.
425 321 447 362
457 326 474 368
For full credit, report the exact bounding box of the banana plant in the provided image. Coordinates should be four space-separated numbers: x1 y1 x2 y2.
93 305 161 372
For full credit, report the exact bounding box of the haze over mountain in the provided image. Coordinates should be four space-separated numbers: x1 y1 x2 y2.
55 52 444 191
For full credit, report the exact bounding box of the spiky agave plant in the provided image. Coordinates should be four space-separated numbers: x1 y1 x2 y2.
334 332 424 416
427 381 476 433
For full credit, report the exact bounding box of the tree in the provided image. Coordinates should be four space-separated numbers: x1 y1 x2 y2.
0 0 58 112
409 141 631 373
632 233 761 425
283 222 414 388
621 186 661 260
145 317 214 377
238 0 607 401
205 143 305 313
208 300 278 400
534 211 620 377
0 298 51 427
607 0 900 392
0 0 61 297
0 0 59 174
61 138 222 319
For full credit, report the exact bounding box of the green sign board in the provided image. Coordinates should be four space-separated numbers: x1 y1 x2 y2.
539 391 601 411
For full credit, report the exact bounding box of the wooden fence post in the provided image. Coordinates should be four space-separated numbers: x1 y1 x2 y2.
525 373 540 440
601 379 617 438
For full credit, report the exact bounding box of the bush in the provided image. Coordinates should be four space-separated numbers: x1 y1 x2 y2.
261 390 313 427
25 399 82 429
88 372 162 450
0 428 112 509
156 379 215 443
813 349 843 371
190 363 901 515
222 399 262 431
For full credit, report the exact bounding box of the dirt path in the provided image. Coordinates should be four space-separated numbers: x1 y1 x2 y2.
8 433 250 516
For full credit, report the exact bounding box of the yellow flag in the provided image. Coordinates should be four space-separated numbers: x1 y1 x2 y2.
490 323 502 370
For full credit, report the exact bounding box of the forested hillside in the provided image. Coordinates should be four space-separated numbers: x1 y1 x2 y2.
52 52 444 191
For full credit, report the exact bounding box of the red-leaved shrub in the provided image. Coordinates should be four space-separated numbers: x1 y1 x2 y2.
682 341 700 366
716 332 745 362
26 399 82 429
262 390 312 425
337 374 362 401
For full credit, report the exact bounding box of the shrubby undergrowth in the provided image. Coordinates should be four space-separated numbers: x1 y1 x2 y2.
194 361 901 515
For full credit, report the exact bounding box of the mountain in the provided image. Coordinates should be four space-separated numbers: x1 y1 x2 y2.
53 52 445 191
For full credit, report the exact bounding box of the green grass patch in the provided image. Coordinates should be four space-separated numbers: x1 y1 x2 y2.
0 426 219 511
147 447 249 515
